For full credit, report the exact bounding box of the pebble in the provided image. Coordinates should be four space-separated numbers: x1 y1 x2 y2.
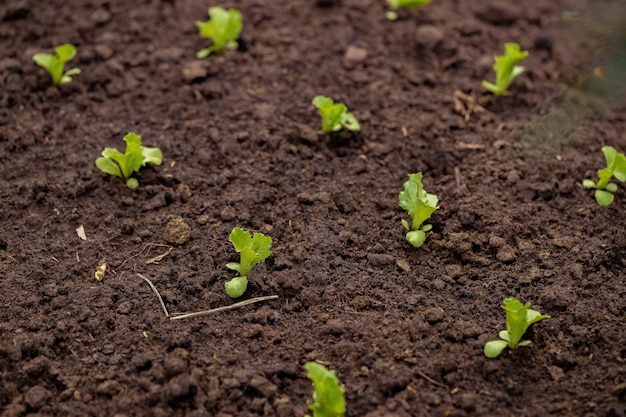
321 318 347 335
248 375 278 397
176 183 192 203
96 380 122 396
94 44 114 60
496 245 516 263
90 8 111 25
366 253 395 266
163 217 191 246
343 45 367 70
182 61 208 82
423 306 446 324
24 385 52 410
415 25 444 49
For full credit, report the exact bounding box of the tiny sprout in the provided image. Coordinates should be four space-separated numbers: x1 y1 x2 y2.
32 43 81 84
583 146 626 206
482 43 529 97
95 132 163 189
196 7 242 58
385 0 431 20
312 95 361 133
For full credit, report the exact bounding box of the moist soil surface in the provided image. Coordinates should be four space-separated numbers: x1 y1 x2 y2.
1 0 626 416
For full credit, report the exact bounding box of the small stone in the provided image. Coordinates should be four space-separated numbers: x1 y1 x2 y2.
248 375 278 397
164 217 191 246
94 44 114 60
182 61 208 82
24 385 52 409
96 380 122 396
220 206 236 221
415 25 444 49
321 318 347 335
496 245 516 263
90 8 111 25
152 47 184 62
343 45 367 70
547 365 565 381
366 253 394 266
423 307 446 324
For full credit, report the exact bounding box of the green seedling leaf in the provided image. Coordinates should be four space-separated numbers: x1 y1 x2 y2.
583 146 626 205
398 173 439 248
484 297 549 358
33 43 81 84
386 0 431 19
225 227 272 298
224 276 248 298
95 132 163 189
304 362 346 417
312 95 361 133
196 7 242 58
481 43 528 96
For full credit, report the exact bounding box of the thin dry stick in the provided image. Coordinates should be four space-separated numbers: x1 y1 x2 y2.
170 295 279 320
137 273 169 317
146 247 174 264
416 370 448 389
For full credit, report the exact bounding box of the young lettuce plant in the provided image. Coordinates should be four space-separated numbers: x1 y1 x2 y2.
398 173 439 248
482 43 529 97
484 297 550 359
32 43 81 84
312 96 361 134
95 132 163 189
196 7 242 58
304 362 346 417
225 227 272 298
385 0 431 20
582 146 626 206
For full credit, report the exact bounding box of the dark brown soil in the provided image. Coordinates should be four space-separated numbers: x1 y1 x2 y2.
1 0 626 416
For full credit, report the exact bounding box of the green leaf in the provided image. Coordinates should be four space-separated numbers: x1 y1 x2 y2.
502 297 549 349
484 298 548 358
387 0 431 10
484 340 509 358
312 95 361 133
225 276 248 298
196 7 242 58
226 228 272 297
582 179 597 189
406 230 426 248
595 189 615 206
602 146 626 182
304 362 346 417
482 43 528 96
32 43 80 84
398 173 439 248
95 132 162 187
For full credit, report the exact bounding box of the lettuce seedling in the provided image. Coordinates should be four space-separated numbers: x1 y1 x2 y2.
95 132 163 189
32 43 81 84
582 146 626 206
312 96 361 134
196 7 242 58
304 362 346 417
398 173 439 248
225 227 272 298
385 0 431 20
484 297 550 359
481 43 529 97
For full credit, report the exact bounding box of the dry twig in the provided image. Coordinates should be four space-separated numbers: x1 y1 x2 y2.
170 295 279 320
137 273 169 317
